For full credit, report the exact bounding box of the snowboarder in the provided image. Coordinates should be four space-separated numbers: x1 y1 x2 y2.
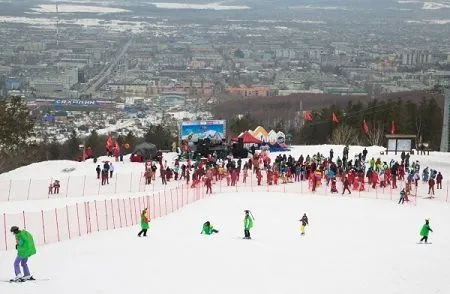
299 213 309 235
138 208 150 237
201 221 219 235
10 226 36 282
244 210 254 239
419 219 433 244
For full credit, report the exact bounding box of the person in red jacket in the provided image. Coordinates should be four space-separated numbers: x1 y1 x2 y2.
371 172 379 189
205 176 212 194
428 177 435 197
330 177 338 193
342 177 351 195
256 169 262 186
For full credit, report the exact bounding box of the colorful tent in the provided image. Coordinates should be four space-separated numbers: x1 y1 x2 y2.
253 126 269 142
232 131 263 144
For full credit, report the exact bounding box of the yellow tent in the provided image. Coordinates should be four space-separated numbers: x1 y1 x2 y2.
253 126 269 142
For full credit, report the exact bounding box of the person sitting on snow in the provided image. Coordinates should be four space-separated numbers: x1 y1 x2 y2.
201 221 219 235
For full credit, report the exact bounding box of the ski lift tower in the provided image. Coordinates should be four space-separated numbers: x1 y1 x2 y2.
437 73 450 152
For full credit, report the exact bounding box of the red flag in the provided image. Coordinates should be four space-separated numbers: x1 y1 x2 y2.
106 135 113 150
304 111 313 121
363 120 369 134
332 112 339 123
390 121 396 134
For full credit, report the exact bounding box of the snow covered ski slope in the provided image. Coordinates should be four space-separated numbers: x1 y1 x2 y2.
1 144 450 293
1 192 450 294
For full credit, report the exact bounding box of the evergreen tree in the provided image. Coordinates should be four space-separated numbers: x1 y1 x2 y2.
144 124 174 150
67 130 81 160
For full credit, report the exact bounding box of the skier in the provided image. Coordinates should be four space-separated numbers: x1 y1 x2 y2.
96 165 101 179
398 188 407 204
201 221 219 235
109 163 114 178
436 172 443 189
244 210 254 239
137 208 150 237
10 226 36 282
299 213 309 236
419 219 433 244
342 176 351 195
428 177 435 197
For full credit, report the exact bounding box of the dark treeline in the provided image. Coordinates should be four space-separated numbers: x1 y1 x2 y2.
221 93 443 150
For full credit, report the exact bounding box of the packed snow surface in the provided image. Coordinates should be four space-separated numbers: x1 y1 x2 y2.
0 145 449 293
1 192 450 293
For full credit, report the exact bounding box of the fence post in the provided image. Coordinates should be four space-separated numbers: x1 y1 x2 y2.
66 176 71 198
158 192 162 217
123 199 128 227
129 173 133 193
117 199 122 228
66 205 71 240
446 180 449 203
41 210 46 244
105 200 109 231
8 179 12 201
22 211 26 230
82 175 87 197
164 191 168 215
111 199 116 229
170 189 174 212
76 203 81 237
114 173 118 194
3 213 7 250
94 200 100 231
133 198 138 223
128 198 134 225
85 202 90 234
152 194 156 219
138 172 143 192
27 178 32 200
55 208 60 242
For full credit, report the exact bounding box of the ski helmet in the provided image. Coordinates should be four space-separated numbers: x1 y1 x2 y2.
10 226 19 233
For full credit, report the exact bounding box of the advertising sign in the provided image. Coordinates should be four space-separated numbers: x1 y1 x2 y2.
180 120 226 144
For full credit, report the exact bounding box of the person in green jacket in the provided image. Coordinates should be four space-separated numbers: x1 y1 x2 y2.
244 210 254 239
201 221 219 235
419 219 433 243
138 208 150 237
10 226 36 282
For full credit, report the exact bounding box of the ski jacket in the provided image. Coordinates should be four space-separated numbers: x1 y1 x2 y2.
201 224 215 235
300 216 309 226
141 211 150 230
244 215 254 230
16 230 36 258
420 223 432 237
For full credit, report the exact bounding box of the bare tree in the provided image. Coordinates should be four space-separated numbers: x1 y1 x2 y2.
329 124 361 145
366 121 385 146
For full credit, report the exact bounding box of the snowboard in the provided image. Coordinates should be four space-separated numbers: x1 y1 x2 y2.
2 277 49 283
416 242 432 244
